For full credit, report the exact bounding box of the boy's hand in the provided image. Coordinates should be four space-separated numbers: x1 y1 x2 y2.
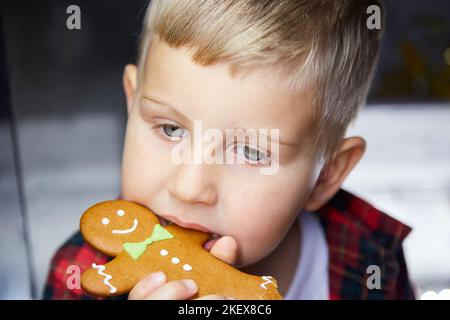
128 236 238 300
128 271 234 300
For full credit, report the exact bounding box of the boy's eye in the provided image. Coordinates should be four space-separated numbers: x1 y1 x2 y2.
235 144 270 165
159 123 187 141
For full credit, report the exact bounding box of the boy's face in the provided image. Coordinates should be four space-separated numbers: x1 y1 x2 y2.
121 37 321 267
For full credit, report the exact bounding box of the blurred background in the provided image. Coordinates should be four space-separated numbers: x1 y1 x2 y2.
1 0 449 299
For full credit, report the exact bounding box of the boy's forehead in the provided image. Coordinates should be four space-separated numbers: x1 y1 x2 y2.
142 37 316 142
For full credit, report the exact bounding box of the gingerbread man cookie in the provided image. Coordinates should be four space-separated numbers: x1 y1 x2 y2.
80 200 282 299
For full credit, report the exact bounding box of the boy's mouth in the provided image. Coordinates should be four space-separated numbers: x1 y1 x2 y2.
156 215 222 250
203 234 221 251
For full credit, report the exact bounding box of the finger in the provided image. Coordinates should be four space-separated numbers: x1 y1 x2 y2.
145 279 198 300
129 271 167 300
209 236 238 266
196 294 235 300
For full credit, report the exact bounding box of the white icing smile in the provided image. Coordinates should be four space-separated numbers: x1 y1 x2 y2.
112 218 139 234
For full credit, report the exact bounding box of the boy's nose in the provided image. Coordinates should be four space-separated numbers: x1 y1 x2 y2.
167 163 217 206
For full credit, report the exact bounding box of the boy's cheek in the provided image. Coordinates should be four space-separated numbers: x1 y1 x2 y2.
235 234 279 267
227 216 285 264
122 130 171 188
121 163 165 202
121 147 165 201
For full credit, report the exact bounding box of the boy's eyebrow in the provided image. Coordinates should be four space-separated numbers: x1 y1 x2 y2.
142 94 300 149
236 127 300 149
142 95 190 122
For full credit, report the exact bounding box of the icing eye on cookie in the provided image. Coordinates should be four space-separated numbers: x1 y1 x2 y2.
117 209 125 216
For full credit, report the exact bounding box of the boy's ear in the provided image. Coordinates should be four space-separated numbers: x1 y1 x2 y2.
123 64 138 115
303 137 366 212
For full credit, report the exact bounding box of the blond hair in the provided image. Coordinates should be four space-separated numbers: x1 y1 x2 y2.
136 0 384 160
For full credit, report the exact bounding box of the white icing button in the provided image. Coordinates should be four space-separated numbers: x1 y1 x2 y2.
160 249 168 256
117 209 125 216
101 218 110 225
171 257 180 264
183 264 192 271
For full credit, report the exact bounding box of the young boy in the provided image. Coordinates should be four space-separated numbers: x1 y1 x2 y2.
44 0 415 300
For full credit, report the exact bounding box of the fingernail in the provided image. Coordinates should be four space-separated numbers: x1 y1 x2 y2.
150 271 166 285
227 296 235 300
180 279 197 293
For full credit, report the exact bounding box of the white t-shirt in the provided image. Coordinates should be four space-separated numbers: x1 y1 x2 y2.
283 210 329 300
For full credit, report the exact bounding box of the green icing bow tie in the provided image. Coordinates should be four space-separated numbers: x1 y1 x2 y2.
123 224 174 260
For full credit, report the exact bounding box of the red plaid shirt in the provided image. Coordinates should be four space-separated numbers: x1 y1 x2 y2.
43 189 415 300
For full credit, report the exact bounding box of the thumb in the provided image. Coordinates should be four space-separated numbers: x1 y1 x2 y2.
208 236 238 266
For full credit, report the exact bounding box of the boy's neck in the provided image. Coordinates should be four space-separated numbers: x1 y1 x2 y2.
241 217 301 296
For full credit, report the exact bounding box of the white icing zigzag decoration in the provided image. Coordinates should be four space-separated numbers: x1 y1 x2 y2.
92 263 117 293
260 276 275 290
